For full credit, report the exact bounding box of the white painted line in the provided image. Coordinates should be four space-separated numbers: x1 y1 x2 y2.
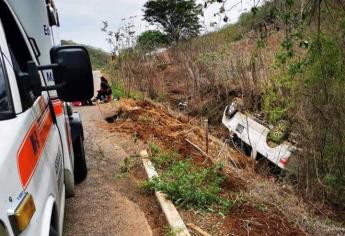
140 150 191 236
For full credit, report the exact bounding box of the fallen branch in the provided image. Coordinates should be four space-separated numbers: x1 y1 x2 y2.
186 223 211 236
239 219 263 226
184 138 212 163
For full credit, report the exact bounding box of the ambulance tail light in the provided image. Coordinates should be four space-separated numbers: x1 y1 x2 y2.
8 193 36 235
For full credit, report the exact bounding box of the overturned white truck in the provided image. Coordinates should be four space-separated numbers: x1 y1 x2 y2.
222 99 297 170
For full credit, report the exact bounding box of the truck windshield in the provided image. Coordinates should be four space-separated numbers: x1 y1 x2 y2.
0 54 10 118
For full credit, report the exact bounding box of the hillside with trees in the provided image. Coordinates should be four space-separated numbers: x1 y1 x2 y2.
61 40 110 70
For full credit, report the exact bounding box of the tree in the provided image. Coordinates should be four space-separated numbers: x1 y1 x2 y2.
137 30 168 51
143 0 203 42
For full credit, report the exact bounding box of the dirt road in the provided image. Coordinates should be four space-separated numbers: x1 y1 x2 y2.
63 105 166 236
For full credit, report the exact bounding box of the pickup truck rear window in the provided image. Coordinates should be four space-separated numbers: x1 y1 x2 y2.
0 56 9 114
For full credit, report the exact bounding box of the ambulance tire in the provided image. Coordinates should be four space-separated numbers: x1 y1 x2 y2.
74 136 88 184
49 227 58 236
65 170 75 198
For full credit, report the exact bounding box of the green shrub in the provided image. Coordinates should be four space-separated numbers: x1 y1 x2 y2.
149 142 160 156
144 158 231 212
137 30 168 51
150 143 179 169
297 34 345 206
112 83 126 98
111 82 143 99
151 150 179 169
263 86 291 124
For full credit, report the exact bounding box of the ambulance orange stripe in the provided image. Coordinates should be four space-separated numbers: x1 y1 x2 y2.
16 123 38 188
37 110 53 152
52 100 63 116
17 108 53 188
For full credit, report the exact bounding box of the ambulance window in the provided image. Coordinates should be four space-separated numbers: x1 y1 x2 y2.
0 1 36 110
0 54 10 114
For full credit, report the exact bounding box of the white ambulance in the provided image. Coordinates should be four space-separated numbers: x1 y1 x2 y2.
0 0 94 235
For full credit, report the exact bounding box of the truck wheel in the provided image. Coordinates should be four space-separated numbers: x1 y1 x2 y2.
225 104 237 119
73 136 88 184
267 120 289 145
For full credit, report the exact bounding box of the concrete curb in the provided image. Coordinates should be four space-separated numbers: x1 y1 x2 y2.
140 150 191 236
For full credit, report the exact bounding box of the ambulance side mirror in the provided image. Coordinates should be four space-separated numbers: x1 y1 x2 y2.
50 46 94 102
26 46 94 102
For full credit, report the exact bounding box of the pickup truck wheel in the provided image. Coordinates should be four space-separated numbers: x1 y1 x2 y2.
267 120 288 145
73 136 88 184
225 105 237 119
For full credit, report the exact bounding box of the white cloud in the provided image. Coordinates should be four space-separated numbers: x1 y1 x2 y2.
55 0 146 51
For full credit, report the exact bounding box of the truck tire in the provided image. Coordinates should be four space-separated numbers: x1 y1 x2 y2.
267 120 289 145
73 136 87 184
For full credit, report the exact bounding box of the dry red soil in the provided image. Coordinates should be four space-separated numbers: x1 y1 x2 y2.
97 99 305 236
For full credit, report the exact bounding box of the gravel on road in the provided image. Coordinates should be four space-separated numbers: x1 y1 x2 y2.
63 105 166 236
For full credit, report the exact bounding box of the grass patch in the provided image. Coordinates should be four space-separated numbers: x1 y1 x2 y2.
149 142 180 169
111 82 143 100
164 226 184 236
112 83 126 98
149 142 160 156
144 144 232 213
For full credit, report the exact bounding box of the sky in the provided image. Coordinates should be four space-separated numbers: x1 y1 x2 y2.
54 0 258 52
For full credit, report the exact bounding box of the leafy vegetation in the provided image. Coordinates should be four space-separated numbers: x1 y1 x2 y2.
103 0 345 211
143 145 231 212
143 0 203 42
256 1 345 207
149 143 178 169
110 80 143 99
137 30 168 52
61 40 110 70
295 33 345 206
196 0 345 208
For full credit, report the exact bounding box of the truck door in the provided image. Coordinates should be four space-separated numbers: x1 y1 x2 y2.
0 2 64 235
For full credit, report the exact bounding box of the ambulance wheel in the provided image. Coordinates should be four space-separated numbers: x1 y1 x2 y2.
73 136 88 184
49 227 58 236
65 170 75 198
